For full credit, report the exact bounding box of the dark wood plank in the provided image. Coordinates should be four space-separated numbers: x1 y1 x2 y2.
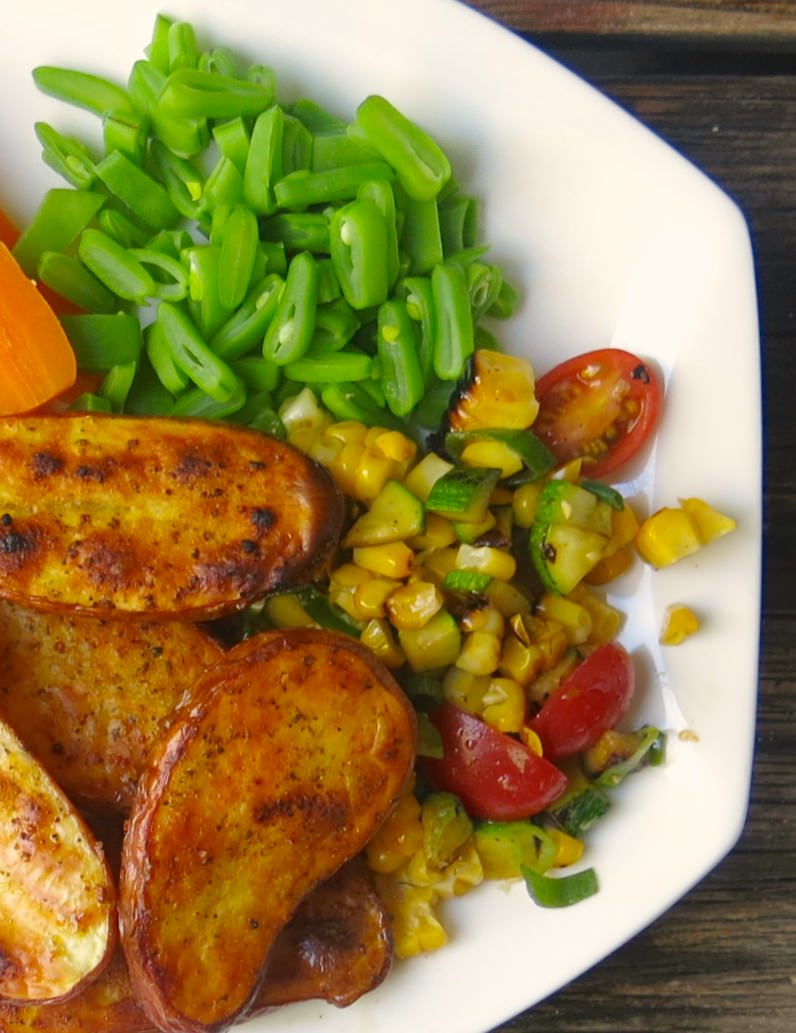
467 0 796 43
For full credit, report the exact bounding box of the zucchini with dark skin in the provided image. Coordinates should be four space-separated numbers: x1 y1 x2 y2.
0 413 345 620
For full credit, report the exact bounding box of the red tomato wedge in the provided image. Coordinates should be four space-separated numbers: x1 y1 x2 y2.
529 642 635 761
421 703 568 820
533 348 663 479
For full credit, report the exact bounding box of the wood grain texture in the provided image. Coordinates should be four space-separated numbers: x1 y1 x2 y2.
467 0 796 42
461 2 796 1030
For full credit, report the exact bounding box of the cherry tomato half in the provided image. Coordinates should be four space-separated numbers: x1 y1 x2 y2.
529 642 635 761
420 703 568 821
533 348 663 479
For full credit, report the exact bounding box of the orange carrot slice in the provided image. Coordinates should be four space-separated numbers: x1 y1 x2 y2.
0 241 77 415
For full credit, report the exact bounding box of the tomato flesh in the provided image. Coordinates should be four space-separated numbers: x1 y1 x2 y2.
421 703 568 821
534 348 662 479
529 642 635 761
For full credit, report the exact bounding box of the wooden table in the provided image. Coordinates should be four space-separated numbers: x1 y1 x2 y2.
458 3 796 1032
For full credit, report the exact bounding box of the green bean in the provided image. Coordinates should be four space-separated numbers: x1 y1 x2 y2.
431 262 474 380
320 380 403 429
146 320 189 395
211 274 284 362
160 68 275 120
182 245 234 340
32 65 135 117
243 105 284 215
37 251 118 314
488 279 520 320
128 59 208 157
167 21 199 72
95 150 180 229
358 178 400 288
467 261 504 319
396 186 443 275
231 356 281 393
145 13 174 74
129 248 189 302
34 122 97 189
329 197 390 311
100 361 138 412
212 117 251 173
103 109 149 164
261 212 330 254
284 349 373 384
273 162 394 209
311 298 360 352
12 188 105 277
311 128 376 172
168 377 248 419
125 354 175 415
156 302 240 401
399 275 436 385
78 228 155 303
281 114 313 175
216 206 261 309
290 97 343 132
98 209 150 249
61 313 143 371
263 251 319 365
198 47 238 78
69 392 113 414
149 140 204 220
377 298 424 416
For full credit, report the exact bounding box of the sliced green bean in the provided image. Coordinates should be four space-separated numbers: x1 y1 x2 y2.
78 228 155 303
149 140 204 220
156 302 239 401
320 380 403 429
284 349 373 384
70 392 113 414
146 320 189 394
439 194 478 256
281 114 313 175
329 198 389 310
182 245 234 340
311 128 376 172
399 275 436 385
261 212 330 254
33 65 135 116
231 355 281 393
431 262 474 381
34 122 97 189
37 251 118 314
129 248 188 302
396 186 443 275
211 273 284 362
160 68 275 120
274 162 393 209
12 188 105 277
95 150 180 229
198 47 238 78
61 313 143 371
145 12 174 74
377 297 424 416
358 178 400 287
101 361 138 412
167 20 199 72
311 298 360 352
212 117 251 173
215 206 260 309
243 105 284 216
103 109 149 164
263 251 319 365
128 59 208 157
168 377 248 419
98 209 150 249
290 97 344 132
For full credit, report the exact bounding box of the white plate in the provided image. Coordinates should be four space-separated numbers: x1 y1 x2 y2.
0 2 762 1031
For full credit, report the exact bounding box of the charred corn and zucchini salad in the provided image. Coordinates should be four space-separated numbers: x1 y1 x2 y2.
0 11 737 1029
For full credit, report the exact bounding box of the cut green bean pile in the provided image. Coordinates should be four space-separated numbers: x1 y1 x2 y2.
19 12 518 432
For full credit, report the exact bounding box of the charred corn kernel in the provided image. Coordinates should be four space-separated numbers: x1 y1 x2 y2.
416 546 459 584
329 440 367 497
353 447 397 502
365 792 424 873
460 439 524 478
635 506 702 568
660 603 700 645
402 452 454 501
325 419 368 446
399 610 461 672
519 725 544 755
456 543 516 581
460 604 505 637
351 577 401 619
680 497 737 543
442 666 490 713
456 630 502 676
537 621 569 668
536 593 593 645
482 676 526 732
386 581 444 630
409 512 457 550
360 617 406 668
486 578 533 617
353 541 415 578
499 635 545 687
448 349 539 430
264 593 314 628
374 877 447 957
547 827 585 867
585 544 635 585
569 585 624 644
525 649 579 707
404 841 483 898
512 481 543 528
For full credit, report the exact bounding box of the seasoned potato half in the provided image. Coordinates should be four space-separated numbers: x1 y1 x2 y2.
0 599 224 812
0 860 392 1033
0 716 116 1003
0 414 344 619
120 628 415 1033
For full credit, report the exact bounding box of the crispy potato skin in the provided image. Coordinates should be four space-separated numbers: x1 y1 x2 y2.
120 629 414 1033
0 717 116 1003
0 414 344 620
0 861 392 1033
0 600 225 812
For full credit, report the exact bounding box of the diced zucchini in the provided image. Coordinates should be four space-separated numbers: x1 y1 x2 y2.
342 479 425 548
442 568 493 593
584 726 667 787
398 609 461 671
444 427 555 482
473 820 556 879
529 480 613 594
534 480 613 537
547 784 611 838
426 466 501 523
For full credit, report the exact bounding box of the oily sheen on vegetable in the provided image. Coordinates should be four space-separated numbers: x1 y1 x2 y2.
0 413 344 619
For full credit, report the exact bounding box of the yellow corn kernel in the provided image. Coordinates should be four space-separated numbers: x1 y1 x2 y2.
374 877 447 957
456 543 517 581
360 617 406 669
660 603 700 645
512 481 543 528
372 428 417 466
386 581 444 630
307 433 344 469
353 541 415 579
536 593 593 645
456 630 502 676
584 543 635 585
519 725 544 755
264 593 314 629
408 512 458 551
549 457 583 482
442 666 490 713
680 497 737 543
402 452 454 501
351 577 401 620
635 506 702 568
329 440 367 498
416 546 459 584
328 563 371 618
499 634 545 687
525 650 579 707
324 419 368 446
460 440 524 478
604 501 641 555
482 677 526 733
537 621 569 668
365 792 424 874
354 447 397 502
460 604 505 637
278 387 330 451
399 610 461 672
569 585 624 644
404 841 484 898
486 578 533 617
548 827 585 867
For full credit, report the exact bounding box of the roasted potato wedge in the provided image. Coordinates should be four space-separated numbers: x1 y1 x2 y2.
0 599 224 812
120 628 415 1033
0 716 116 1003
0 414 344 620
0 859 392 1033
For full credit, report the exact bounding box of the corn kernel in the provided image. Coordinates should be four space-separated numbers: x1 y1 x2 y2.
456 630 502 676
373 877 447 957
442 666 490 713
416 546 459 584
499 634 545 687
519 726 544 755
408 512 457 550
386 581 444 630
329 441 367 498
448 349 539 430
512 481 543 528
548 827 585 867
486 578 533 617
635 506 702 568
537 621 569 668
372 428 417 466
525 650 579 707
569 584 624 644
351 577 401 619
402 452 454 500
278 387 329 446
360 618 406 669
456 543 517 581
604 501 641 554
365 792 424 873
482 677 526 732
680 497 737 543
460 440 524 478
308 433 343 469
460 604 505 637
353 541 415 579
550 457 583 482
584 544 635 585
536 593 593 645
325 419 368 445
660 603 700 645
354 448 397 502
